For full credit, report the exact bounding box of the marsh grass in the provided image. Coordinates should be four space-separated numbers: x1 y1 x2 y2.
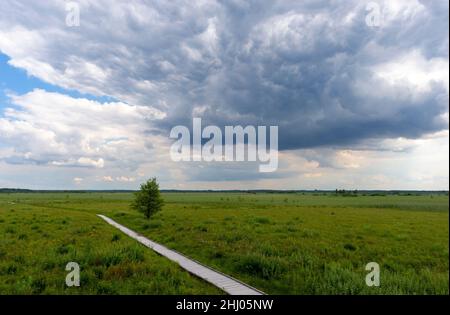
0 192 448 294
0 197 221 294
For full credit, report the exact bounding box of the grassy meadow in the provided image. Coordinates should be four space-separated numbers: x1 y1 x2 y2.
0 191 448 294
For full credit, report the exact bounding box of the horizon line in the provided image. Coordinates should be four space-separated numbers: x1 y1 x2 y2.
1 188 448 193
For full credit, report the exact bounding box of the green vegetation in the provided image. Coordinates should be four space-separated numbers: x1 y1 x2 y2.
131 178 164 219
0 191 448 294
0 196 220 294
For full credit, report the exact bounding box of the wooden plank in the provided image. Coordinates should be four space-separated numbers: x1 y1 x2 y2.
97 214 265 295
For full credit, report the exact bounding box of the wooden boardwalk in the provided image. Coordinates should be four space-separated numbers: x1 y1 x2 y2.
97 214 265 295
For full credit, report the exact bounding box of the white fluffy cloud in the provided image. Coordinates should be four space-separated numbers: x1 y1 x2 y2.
0 89 165 169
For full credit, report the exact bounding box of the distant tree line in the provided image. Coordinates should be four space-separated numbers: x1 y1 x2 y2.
335 189 358 195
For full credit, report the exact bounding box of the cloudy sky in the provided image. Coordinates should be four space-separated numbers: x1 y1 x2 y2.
0 0 448 190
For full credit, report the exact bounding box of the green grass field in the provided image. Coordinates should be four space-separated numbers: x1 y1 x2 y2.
0 192 448 294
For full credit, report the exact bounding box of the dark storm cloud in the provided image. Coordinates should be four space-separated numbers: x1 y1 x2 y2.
152 0 449 150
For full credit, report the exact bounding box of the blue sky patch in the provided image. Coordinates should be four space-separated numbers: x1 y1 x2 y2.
0 53 117 115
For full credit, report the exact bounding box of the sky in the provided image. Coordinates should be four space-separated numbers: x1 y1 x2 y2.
0 0 448 190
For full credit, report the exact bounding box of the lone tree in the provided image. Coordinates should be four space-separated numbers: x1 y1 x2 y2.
131 178 164 219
